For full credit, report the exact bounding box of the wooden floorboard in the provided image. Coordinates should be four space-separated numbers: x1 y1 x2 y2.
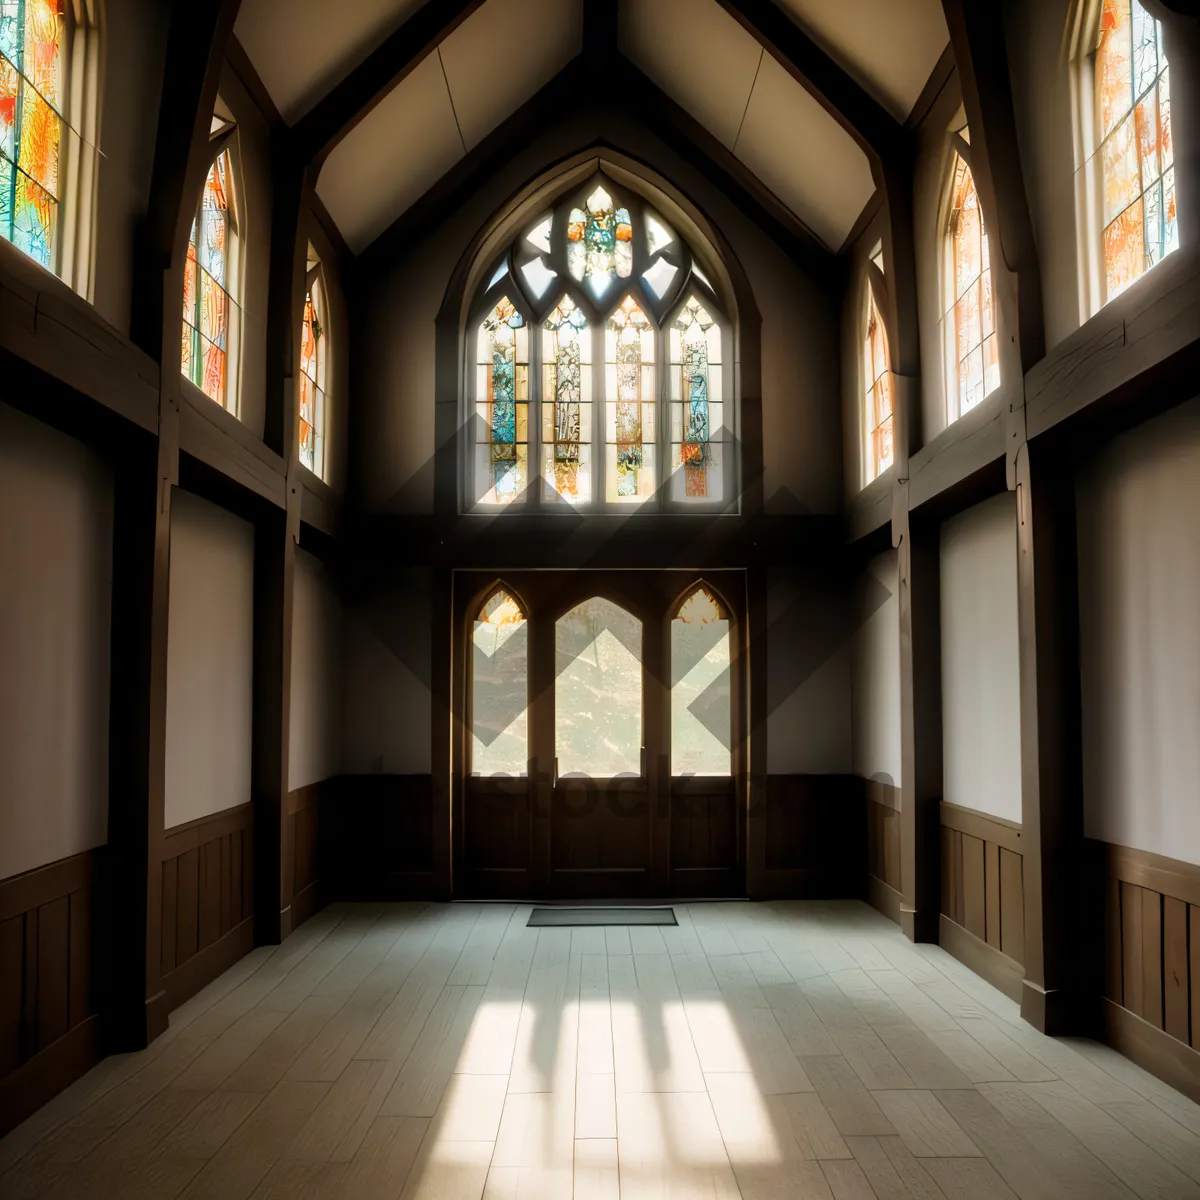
2 899 1200 1198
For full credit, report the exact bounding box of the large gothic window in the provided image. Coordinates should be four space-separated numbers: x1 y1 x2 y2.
468 176 730 511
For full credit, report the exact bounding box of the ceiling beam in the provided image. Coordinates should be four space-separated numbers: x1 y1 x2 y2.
714 0 905 166
293 0 486 171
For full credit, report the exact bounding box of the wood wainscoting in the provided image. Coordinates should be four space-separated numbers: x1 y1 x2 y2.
289 782 323 927
939 802 1025 1002
0 849 105 1136
323 775 440 900
865 778 902 921
159 804 254 1012
753 775 864 899
1097 840 1200 1105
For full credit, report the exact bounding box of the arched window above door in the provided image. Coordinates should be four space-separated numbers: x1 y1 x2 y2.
671 584 732 777
467 174 731 512
470 588 528 777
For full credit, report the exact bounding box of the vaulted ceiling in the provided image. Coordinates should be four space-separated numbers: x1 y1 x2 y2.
233 0 949 257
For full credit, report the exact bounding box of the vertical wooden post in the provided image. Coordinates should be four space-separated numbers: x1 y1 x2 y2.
896 501 942 942
1015 440 1084 1033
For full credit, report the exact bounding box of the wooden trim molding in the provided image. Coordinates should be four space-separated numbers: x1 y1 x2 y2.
868 876 903 925
161 802 254 859
160 918 254 1013
940 802 1023 855
0 1014 103 1137
1104 997 1200 1108
939 914 1024 1004
1102 840 1200 910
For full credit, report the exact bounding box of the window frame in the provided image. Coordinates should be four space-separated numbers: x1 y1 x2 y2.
181 122 244 417
464 174 734 516
938 132 1001 427
861 261 893 487
299 259 329 480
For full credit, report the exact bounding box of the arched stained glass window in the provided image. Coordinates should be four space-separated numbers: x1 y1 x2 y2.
670 296 722 501
672 585 731 776
606 295 655 503
541 295 591 503
942 148 998 422
864 285 893 483
183 145 242 413
0 0 62 268
1095 0 1175 301
555 596 642 777
468 174 731 511
567 184 631 299
471 589 528 777
475 296 529 505
299 262 328 478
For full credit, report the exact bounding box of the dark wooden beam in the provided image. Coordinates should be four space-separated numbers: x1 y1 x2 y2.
292 0 486 171
1014 439 1085 1033
896 498 942 943
941 0 1044 372
716 0 905 163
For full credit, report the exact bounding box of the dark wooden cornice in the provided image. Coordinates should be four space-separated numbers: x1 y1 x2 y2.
715 0 906 167
292 0 486 171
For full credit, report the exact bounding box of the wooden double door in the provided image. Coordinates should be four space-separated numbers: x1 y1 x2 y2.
452 570 747 899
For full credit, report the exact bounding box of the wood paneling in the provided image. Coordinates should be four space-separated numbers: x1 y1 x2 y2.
670 784 737 874
865 779 901 918
1099 840 1200 1070
159 804 253 1006
939 804 1025 992
759 775 865 898
289 781 325 926
0 849 105 1136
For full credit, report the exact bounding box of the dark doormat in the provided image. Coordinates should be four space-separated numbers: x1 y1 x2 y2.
527 906 677 927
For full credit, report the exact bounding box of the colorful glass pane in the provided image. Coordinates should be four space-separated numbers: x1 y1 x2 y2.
605 296 655 503
1097 1 1175 301
566 184 632 299
182 150 239 411
864 288 892 481
0 0 62 270
299 283 326 475
542 295 591 502
946 153 998 417
477 297 528 504
671 296 720 501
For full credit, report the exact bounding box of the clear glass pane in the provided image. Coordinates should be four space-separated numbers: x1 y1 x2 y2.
472 591 528 776
556 597 642 777
672 589 731 776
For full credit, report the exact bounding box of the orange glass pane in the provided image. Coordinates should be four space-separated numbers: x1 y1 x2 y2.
1159 67 1172 169
1103 200 1144 299
955 285 980 365
953 189 981 299
1097 0 1132 141
875 371 892 424
1134 93 1160 190
1102 111 1140 224
980 267 994 338
875 415 894 473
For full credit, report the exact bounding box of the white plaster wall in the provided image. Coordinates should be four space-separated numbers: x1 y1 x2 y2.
939 492 1022 822
0 404 113 880
289 549 344 790
852 549 902 787
1077 395 1200 865
164 489 255 828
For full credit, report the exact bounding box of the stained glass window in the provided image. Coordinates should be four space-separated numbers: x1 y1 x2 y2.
183 149 241 412
541 295 591 503
476 297 529 505
672 585 731 776
670 296 723 502
1096 0 1175 301
0 0 64 270
299 273 326 478
864 286 893 482
605 296 656 503
567 184 632 299
943 152 998 420
556 597 642 777
471 589 528 776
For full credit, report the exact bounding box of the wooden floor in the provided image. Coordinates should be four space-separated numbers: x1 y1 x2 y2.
4 901 1200 1199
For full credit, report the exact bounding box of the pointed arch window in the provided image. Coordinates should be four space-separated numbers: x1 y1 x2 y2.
183 135 242 413
671 585 731 777
467 174 732 512
299 255 328 478
942 142 998 423
471 589 528 777
0 0 101 289
864 282 893 483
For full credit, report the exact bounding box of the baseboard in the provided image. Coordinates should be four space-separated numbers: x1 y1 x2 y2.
291 880 323 928
0 1014 103 1137
938 913 1024 1003
1104 997 1200 1107
867 874 902 924
160 916 255 1013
